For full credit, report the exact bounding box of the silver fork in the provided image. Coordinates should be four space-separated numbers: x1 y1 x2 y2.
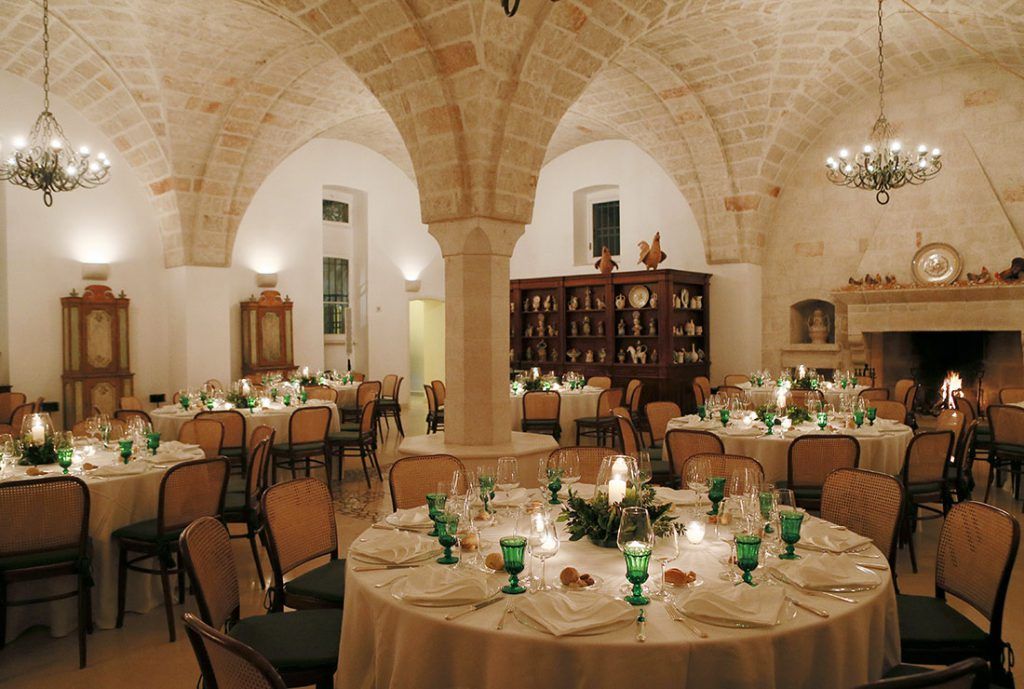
496 598 514 630
663 600 708 638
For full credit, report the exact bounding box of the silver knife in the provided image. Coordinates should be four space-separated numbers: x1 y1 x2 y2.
786 595 829 618
496 599 514 630
352 564 422 572
444 594 503 621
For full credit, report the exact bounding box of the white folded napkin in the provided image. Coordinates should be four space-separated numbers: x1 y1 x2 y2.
90 462 152 477
145 442 205 464
491 487 530 507
515 591 633 637
386 505 433 528
679 584 786 627
399 567 493 606
350 530 439 564
655 487 697 505
799 525 872 554
775 553 880 590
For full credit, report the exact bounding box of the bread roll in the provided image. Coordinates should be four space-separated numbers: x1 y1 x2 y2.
559 567 580 585
484 552 505 571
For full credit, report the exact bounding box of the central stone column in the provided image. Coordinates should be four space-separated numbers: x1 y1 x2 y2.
428 218 523 446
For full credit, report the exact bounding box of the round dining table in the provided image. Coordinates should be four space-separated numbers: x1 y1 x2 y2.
150 398 341 442
324 381 359 408
0 440 205 640
738 382 868 409
509 387 603 445
665 415 914 482
337 499 899 689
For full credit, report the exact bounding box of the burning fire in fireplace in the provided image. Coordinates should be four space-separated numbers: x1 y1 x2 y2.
939 371 963 409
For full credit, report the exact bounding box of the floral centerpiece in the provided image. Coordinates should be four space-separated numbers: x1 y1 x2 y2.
523 378 551 392
560 485 674 548
756 403 812 425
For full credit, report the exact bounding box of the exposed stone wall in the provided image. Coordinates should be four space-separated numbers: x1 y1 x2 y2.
762 63 1024 371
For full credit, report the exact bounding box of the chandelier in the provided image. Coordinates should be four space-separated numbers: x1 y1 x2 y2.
0 0 110 206
825 0 940 205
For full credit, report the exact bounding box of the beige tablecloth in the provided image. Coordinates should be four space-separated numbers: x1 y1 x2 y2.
509 388 603 445
337 509 899 689
151 399 341 442
324 381 359 408
738 382 868 409
0 442 205 639
665 416 913 481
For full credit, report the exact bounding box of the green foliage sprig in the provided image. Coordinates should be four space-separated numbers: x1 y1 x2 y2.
559 484 674 546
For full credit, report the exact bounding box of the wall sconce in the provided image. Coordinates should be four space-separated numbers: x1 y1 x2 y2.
256 272 278 288
404 279 421 293
81 262 110 281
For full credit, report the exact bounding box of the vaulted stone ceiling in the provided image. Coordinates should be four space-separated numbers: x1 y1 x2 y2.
1 0 1021 266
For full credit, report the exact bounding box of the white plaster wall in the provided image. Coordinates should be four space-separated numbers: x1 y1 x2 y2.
514 140 763 381
0 71 171 409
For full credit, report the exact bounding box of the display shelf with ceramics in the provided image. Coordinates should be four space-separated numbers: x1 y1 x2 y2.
510 269 711 409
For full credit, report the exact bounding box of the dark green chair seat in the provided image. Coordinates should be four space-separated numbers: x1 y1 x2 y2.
522 419 558 430
223 491 246 514
221 447 244 458
648 446 663 462
112 519 181 543
229 608 341 672
576 416 613 426
227 476 245 494
272 442 324 454
377 399 399 410
992 442 1024 458
0 547 80 571
337 422 359 433
897 594 989 658
285 559 346 606
907 481 944 496
327 431 361 443
650 459 670 476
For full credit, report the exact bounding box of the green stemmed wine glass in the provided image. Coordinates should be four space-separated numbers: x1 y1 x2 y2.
546 467 563 505
735 533 762 586
57 447 74 475
853 410 865 428
425 492 447 537
180 394 191 411
283 394 292 407
477 471 496 514
764 411 776 436
759 490 775 534
147 432 161 455
118 439 133 464
816 411 828 431
435 513 460 565
500 536 528 594
697 404 707 421
706 476 726 516
867 407 877 426
719 408 731 428
778 510 804 560
300 391 308 404
617 506 655 606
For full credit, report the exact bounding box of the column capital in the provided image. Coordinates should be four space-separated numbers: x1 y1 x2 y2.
428 217 525 258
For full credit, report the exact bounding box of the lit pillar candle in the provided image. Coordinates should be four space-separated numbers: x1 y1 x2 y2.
607 455 630 505
30 417 45 445
775 390 787 411
798 365 806 380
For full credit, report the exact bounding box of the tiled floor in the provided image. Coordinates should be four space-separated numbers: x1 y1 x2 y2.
1 399 1021 688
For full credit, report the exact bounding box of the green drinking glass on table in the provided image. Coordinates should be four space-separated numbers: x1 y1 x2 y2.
759 491 775 533
763 411 776 435
707 476 725 516
867 407 877 426
778 510 804 560
147 432 161 455
546 467 563 505
425 491 447 537
697 404 707 421
118 439 134 464
735 533 762 586
816 411 828 431
180 395 190 411
499 536 528 594
435 513 460 565
853 410 865 428
719 408 730 428
617 506 655 606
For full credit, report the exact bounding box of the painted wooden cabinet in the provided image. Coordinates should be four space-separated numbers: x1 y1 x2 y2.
61 284 134 426
241 290 294 379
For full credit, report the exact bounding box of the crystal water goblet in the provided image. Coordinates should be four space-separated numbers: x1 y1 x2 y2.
618 506 654 606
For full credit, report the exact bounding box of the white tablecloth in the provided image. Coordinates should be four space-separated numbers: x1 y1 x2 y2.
666 416 913 482
0 442 205 639
509 388 603 445
738 382 868 409
337 508 899 689
324 381 359 408
151 399 341 443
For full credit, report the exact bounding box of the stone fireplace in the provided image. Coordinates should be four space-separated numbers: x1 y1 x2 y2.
833 284 1024 411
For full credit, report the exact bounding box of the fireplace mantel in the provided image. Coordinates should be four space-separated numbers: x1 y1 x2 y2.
833 283 1024 307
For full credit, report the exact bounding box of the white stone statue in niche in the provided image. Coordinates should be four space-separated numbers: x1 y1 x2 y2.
807 308 830 344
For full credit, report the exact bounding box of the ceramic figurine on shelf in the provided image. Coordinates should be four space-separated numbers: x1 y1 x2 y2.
509 348 515 363
567 348 582 363
680 289 689 309
547 324 556 337
648 318 657 336
583 288 592 310
552 297 558 311
615 293 626 310
689 344 699 362
510 301 515 313
598 347 607 363
697 347 706 362
582 316 592 336
525 346 533 361
543 295 552 312
631 311 642 336
617 348 627 363
595 295 606 310
569 295 579 311
537 313 546 333
673 349 683 364
537 341 548 362
617 318 626 336
650 292 658 308
585 349 594 363
523 298 529 312
685 319 696 336
694 295 703 309
594 246 619 275
525 324 534 337
637 231 667 270
696 325 704 336
570 321 579 337
551 347 558 362
596 319 605 336
673 294 682 309
651 348 659 364
531 295 542 311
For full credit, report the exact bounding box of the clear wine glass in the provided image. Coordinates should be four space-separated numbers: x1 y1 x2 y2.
527 511 559 591
558 452 581 490
617 506 655 606
496 456 519 495
652 523 680 598
685 455 711 508
636 451 653 486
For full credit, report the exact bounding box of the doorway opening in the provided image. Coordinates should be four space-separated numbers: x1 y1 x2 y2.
409 299 445 397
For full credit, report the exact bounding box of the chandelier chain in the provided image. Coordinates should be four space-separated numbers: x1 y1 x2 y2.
42 0 50 112
877 0 884 117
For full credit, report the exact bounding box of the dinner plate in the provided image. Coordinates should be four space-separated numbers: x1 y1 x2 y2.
558 574 604 592
512 598 634 637
677 597 796 629
384 512 433 530
627 285 650 309
391 574 501 607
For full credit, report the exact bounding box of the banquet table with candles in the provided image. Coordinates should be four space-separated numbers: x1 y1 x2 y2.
509 387 604 445
150 398 341 442
737 382 869 408
336 491 899 689
0 440 206 639
665 415 914 482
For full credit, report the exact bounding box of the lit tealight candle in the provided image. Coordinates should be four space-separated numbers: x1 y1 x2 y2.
685 520 706 545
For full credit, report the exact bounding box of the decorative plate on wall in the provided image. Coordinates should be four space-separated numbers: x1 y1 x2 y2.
912 243 962 285
627 285 650 309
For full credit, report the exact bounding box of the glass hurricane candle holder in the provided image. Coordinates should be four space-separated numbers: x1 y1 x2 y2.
622 543 653 605
147 432 161 455
867 407 877 426
435 513 460 565
719 408 731 428
500 536 528 594
425 492 447 537
697 405 706 421
707 476 726 516
816 411 828 431
778 510 804 560
118 439 134 464
735 533 762 586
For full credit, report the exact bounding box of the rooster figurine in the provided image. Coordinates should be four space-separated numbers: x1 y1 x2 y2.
594 246 619 275
637 232 667 271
